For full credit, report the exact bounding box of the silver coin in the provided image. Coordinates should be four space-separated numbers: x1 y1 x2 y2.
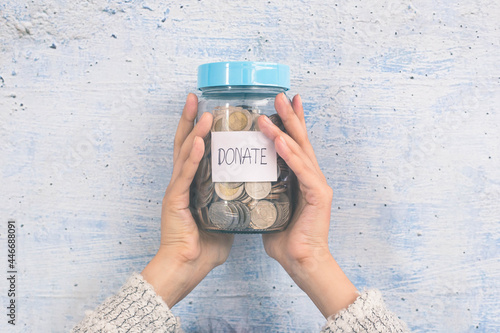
209 201 238 229
269 114 285 131
274 195 291 228
251 112 261 131
234 202 251 229
271 182 287 194
238 192 252 204
277 158 290 180
212 106 229 118
203 133 211 157
265 193 281 200
212 191 221 203
212 114 229 132
196 157 211 183
193 181 214 208
245 182 272 200
250 200 278 229
234 188 249 201
229 202 244 230
225 202 240 230
247 199 260 210
196 206 210 227
198 178 214 192
215 182 244 201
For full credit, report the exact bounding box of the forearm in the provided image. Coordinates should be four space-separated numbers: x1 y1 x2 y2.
141 250 213 308
284 252 359 318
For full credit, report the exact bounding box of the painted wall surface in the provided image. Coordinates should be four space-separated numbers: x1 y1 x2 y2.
1 1 499 332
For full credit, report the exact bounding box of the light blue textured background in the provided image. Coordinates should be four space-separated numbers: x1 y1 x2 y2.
1 1 499 332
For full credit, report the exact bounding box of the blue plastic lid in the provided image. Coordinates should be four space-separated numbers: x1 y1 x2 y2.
197 61 290 90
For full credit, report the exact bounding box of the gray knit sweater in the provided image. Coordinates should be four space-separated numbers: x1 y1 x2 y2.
72 273 409 332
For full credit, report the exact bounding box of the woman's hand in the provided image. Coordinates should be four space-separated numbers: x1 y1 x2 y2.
142 93 234 308
258 93 358 318
259 93 332 271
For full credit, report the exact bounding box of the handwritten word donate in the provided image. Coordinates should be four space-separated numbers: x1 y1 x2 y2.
218 147 268 166
211 131 277 182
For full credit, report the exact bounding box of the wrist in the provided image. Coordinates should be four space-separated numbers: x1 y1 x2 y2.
284 251 359 319
281 244 332 275
141 249 212 308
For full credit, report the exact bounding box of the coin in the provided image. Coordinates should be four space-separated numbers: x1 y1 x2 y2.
250 200 278 229
212 191 221 203
228 108 252 131
196 206 210 227
269 114 285 131
265 193 281 200
215 182 244 201
209 201 238 229
274 194 291 227
212 106 229 118
203 133 211 157
193 181 214 208
234 202 251 229
251 112 261 131
193 108 295 233
244 182 271 200
220 182 243 189
196 157 211 183
277 158 289 178
238 192 252 204
271 182 287 194
247 199 260 210
212 115 229 132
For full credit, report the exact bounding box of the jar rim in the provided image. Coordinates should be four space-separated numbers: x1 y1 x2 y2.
197 61 290 90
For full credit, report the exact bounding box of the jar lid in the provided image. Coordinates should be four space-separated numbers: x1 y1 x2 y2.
197 61 290 90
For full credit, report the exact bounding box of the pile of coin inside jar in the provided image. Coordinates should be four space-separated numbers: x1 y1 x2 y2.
190 106 295 233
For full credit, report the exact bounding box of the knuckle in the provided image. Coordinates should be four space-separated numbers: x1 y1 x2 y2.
322 186 334 204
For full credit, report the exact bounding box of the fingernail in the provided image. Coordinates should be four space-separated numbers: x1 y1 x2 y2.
200 112 211 121
263 115 273 125
281 93 289 104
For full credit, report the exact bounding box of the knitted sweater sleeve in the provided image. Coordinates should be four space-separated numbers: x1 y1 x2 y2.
71 273 182 333
72 274 408 332
321 289 410 333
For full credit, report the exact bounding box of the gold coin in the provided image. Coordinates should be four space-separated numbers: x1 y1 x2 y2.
228 111 247 131
215 182 244 201
228 109 252 131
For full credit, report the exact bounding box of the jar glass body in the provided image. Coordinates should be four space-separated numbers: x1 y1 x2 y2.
189 86 297 233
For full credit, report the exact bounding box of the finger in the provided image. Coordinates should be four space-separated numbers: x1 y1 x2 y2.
168 136 205 204
174 93 198 162
172 112 212 180
259 115 319 177
274 93 309 147
275 135 324 192
292 94 306 130
274 94 321 173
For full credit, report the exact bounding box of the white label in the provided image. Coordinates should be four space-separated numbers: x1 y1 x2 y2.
211 131 277 182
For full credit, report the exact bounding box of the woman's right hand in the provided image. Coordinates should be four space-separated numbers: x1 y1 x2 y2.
142 93 234 308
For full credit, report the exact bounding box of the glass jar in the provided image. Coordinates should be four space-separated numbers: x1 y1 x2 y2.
190 61 297 233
